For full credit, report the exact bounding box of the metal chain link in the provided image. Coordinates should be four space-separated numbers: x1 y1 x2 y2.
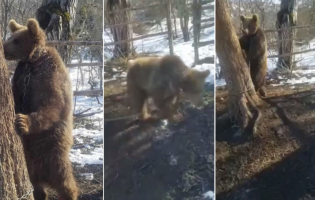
16 186 34 200
22 64 31 113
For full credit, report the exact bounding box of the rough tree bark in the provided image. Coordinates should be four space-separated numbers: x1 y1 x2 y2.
0 33 34 199
276 0 297 70
216 0 262 135
106 0 133 58
36 0 78 63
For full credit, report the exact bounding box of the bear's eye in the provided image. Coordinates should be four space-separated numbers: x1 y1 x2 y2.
13 39 19 45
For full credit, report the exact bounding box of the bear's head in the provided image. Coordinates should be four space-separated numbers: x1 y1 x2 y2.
240 14 259 35
181 69 210 105
3 18 46 61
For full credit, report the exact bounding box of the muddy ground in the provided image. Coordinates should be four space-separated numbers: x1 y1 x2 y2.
103 84 214 200
216 80 315 200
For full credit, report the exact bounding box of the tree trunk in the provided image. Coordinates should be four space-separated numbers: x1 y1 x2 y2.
0 32 34 200
216 0 262 135
184 11 189 41
36 0 78 63
171 0 178 38
177 0 190 42
106 0 133 58
310 0 315 25
276 0 297 70
192 0 202 63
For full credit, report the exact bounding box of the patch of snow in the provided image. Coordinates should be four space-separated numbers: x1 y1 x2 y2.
203 191 215 199
80 173 94 181
161 120 168 129
104 14 215 84
75 137 84 144
68 62 103 167
169 154 178 166
70 128 103 167
70 147 103 167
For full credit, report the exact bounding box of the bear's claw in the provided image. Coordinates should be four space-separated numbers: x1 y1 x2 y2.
15 114 30 135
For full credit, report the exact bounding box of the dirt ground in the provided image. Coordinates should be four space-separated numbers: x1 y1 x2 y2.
104 83 214 200
47 151 103 199
46 110 103 200
46 163 103 200
216 80 315 200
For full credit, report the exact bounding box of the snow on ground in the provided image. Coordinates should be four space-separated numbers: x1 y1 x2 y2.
203 190 215 199
104 7 215 84
216 39 315 87
70 128 103 167
68 61 104 167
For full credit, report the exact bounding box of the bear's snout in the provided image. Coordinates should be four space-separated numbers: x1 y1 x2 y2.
3 43 10 59
3 42 16 60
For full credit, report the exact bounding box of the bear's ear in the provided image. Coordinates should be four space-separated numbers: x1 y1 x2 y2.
8 20 23 33
199 69 210 79
27 18 40 36
252 14 259 23
127 59 136 67
240 15 245 22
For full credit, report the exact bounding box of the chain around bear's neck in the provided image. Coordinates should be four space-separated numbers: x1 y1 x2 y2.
21 48 48 113
22 63 31 113
27 48 47 63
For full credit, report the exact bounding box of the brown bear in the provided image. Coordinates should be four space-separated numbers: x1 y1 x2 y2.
239 31 250 65
3 19 78 200
126 55 210 122
239 14 267 97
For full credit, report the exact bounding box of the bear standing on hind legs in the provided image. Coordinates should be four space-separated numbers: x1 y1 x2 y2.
3 18 78 200
239 14 268 97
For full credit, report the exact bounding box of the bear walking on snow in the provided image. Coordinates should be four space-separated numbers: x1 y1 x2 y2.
126 55 210 122
3 18 78 200
239 14 267 97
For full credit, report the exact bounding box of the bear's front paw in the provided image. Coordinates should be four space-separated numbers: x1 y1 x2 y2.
15 114 30 135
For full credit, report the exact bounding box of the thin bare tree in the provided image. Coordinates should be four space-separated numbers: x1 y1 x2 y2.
176 0 190 41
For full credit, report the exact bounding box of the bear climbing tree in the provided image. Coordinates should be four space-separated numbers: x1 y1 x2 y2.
216 0 262 135
0 32 34 200
239 14 268 97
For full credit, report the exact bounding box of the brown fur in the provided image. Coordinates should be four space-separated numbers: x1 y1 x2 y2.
126 55 210 122
3 19 78 200
239 14 268 97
